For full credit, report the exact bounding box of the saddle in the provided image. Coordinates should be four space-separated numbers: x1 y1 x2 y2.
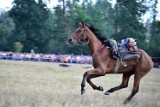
108 39 140 61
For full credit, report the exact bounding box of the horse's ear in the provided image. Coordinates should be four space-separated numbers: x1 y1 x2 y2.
79 22 82 26
79 22 85 27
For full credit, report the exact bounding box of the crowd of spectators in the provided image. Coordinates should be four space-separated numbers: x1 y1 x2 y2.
0 51 92 64
154 63 160 68
1 51 160 68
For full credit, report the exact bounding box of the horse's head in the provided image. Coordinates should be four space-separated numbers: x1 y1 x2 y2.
68 22 89 44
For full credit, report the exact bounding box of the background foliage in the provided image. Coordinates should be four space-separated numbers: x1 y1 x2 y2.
0 0 159 56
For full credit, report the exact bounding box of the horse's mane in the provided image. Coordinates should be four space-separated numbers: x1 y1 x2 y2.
86 24 109 45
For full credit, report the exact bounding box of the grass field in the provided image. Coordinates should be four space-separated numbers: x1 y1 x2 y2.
0 60 160 107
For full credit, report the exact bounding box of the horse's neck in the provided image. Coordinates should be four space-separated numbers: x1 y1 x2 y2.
86 28 103 55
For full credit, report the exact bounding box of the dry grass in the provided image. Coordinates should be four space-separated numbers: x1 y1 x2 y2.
0 60 160 107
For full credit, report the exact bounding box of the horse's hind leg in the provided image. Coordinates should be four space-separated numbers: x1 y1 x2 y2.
104 72 132 95
123 66 152 104
81 69 105 94
123 73 141 104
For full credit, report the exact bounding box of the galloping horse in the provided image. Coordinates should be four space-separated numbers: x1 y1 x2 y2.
68 22 153 104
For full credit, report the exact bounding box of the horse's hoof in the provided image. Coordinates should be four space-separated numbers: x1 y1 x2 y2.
123 99 129 104
104 91 110 95
98 86 104 91
81 89 85 95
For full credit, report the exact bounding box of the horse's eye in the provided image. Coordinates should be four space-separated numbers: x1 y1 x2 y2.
77 30 82 33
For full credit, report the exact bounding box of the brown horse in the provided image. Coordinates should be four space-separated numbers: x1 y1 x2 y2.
68 22 153 104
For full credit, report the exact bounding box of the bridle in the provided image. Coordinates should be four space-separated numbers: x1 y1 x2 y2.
78 28 90 44
71 28 89 44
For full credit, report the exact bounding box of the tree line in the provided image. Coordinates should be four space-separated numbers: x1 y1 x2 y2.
0 0 159 56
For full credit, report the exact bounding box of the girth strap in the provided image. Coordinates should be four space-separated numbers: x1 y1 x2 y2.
114 58 127 73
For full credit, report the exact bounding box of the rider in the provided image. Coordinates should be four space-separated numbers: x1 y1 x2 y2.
119 38 130 48
119 38 136 50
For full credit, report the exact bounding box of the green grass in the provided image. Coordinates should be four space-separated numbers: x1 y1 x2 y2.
0 60 160 107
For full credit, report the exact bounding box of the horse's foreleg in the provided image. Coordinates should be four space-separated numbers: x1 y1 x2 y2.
81 69 104 94
81 72 88 94
123 74 141 104
104 73 132 95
